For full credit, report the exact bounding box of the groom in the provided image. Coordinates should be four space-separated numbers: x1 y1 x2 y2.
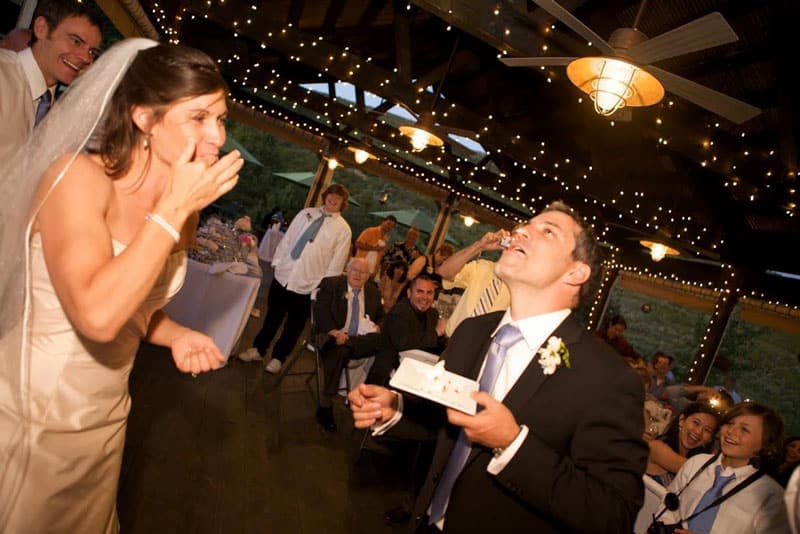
348 201 647 532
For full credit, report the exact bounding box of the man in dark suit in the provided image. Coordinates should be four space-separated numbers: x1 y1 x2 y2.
348 201 647 532
365 272 448 387
313 257 384 431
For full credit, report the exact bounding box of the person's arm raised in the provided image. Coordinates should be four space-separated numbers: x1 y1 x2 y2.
436 230 507 280
37 143 242 343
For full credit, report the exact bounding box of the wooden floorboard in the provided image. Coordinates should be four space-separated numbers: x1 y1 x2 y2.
118 265 416 533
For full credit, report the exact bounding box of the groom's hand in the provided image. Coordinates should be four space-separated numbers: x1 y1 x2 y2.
446 392 520 449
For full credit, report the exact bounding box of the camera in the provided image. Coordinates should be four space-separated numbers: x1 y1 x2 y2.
647 521 680 534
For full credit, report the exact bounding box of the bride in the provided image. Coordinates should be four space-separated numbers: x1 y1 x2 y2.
0 39 243 532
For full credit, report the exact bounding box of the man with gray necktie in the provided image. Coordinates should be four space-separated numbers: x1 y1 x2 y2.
239 184 352 374
312 257 384 431
349 201 647 532
0 0 102 161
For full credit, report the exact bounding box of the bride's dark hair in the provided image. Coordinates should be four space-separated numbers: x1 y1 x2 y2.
99 44 228 177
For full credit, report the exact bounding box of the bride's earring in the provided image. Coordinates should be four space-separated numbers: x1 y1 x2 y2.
143 134 150 150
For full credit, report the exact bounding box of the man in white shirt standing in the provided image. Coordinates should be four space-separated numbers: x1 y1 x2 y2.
348 201 647 532
0 0 102 161
239 184 352 373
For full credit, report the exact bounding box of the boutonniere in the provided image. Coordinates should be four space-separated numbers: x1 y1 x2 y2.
537 336 570 375
344 291 352 300
305 212 313 221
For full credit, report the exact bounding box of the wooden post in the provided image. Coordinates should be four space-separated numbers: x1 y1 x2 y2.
426 192 457 254
688 267 741 383
305 158 335 208
586 262 619 331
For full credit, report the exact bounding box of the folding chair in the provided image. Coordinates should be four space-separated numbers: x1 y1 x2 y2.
277 288 324 407
278 288 357 407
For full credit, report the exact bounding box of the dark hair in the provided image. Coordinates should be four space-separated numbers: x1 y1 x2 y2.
32 0 103 43
721 402 785 470
410 271 438 289
652 351 674 365
541 200 600 305
322 183 349 211
99 44 227 178
659 401 723 457
436 243 455 259
609 314 627 328
383 215 397 224
385 260 408 282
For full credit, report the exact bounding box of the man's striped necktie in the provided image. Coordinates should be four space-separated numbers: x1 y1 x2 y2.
471 277 501 317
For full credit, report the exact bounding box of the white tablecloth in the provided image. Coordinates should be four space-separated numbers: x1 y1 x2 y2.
258 226 284 262
164 259 261 363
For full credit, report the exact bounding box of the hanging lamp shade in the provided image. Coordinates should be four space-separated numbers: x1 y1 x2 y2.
567 56 664 116
399 112 444 152
640 240 680 262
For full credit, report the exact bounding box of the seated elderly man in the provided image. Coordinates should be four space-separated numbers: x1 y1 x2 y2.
366 272 448 387
313 257 384 431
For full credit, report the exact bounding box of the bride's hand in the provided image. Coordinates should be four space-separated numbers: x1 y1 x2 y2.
158 139 244 219
170 329 225 375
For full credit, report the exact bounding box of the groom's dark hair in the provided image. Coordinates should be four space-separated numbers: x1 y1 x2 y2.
31 0 103 43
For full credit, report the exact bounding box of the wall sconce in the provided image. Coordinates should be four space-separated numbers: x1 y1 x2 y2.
640 240 679 262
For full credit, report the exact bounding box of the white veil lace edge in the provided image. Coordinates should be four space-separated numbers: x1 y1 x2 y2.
0 38 158 528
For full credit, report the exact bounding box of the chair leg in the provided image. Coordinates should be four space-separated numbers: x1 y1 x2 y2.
354 428 371 464
343 362 352 406
313 346 323 408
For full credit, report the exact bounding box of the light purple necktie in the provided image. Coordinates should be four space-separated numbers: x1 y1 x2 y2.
428 324 525 525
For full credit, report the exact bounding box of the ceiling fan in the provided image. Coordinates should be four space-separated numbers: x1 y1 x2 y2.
500 0 761 124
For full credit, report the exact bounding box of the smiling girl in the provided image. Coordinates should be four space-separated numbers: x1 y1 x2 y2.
646 401 723 486
659 402 788 534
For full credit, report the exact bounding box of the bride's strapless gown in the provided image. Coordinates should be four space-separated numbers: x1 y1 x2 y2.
2 234 186 533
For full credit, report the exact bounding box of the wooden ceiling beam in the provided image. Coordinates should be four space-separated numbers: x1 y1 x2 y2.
357 0 390 27
322 0 347 31
393 0 413 83
180 1 586 202
288 0 305 27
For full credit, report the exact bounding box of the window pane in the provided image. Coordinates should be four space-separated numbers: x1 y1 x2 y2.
601 277 713 379
709 303 800 436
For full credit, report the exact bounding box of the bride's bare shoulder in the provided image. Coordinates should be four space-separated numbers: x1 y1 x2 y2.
38 153 111 195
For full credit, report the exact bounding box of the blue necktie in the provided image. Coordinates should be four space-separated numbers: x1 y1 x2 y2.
686 465 736 534
34 90 52 126
428 324 525 525
348 289 360 336
290 212 329 259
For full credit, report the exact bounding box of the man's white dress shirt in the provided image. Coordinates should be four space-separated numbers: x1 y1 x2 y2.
271 207 351 295
0 47 54 160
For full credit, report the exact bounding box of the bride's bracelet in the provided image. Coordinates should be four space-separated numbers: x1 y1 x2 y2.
145 213 181 243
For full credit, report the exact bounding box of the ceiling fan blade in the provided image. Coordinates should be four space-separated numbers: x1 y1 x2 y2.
501 57 574 67
529 0 615 55
627 12 739 65
648 66 761 125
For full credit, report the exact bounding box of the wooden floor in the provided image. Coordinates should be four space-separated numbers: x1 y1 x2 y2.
118 267 419 533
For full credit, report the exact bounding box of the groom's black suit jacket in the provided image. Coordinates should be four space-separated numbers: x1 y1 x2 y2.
401 311 647 533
